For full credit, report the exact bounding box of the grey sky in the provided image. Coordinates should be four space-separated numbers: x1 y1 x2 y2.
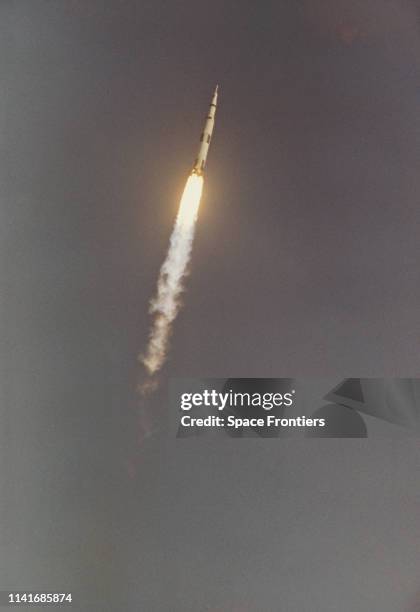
1 2 420 610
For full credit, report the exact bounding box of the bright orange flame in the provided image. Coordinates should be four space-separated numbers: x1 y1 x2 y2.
175 173 203 230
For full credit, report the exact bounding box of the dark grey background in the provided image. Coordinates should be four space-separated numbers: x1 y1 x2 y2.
1 1 420 610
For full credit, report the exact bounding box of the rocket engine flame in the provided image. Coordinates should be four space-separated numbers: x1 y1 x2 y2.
140 173 203 379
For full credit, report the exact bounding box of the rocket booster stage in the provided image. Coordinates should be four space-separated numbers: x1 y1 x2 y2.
192 85 218 175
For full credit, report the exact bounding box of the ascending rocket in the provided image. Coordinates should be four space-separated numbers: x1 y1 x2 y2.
192 85 218 175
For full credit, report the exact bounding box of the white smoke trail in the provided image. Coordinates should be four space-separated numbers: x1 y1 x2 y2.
140 173 203 381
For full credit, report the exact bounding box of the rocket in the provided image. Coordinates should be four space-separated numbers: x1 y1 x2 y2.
192 85 219 175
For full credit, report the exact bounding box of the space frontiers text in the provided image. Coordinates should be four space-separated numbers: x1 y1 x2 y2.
179 388 326 429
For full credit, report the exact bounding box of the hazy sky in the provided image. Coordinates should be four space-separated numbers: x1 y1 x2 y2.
1 2 420 610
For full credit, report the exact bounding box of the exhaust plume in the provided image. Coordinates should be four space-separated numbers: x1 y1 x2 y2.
140 173 203 381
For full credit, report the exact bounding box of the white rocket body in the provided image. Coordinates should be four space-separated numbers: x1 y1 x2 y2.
192 85 218 175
